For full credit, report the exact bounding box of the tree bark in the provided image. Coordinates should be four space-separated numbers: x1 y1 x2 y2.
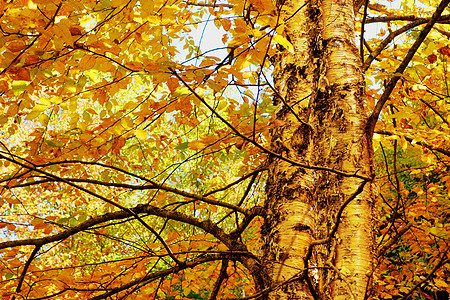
263 0 374 298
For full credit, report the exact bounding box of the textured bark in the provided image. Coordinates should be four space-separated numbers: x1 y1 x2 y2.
263 0 374 299
262 0 317 298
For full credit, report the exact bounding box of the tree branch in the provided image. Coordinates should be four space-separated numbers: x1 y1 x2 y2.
416 97 450 126
86 254 231 300
366 14 450 23
377 223 413 257
11 245 42 300
375 130 450 157
185 1 233 8
363 15 450 71
0 3 62 77
399 248 449 300
230 206 265 238
6 176 248 215
360 0 369 60
311 179 369 246
209 259 229 300
0 202 234 251
435 26 450 37
204 166 268 197
170 69 371 181
366 0 450 134
0 150 250 215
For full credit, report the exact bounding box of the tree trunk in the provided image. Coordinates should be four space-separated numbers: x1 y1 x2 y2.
263 0 374 299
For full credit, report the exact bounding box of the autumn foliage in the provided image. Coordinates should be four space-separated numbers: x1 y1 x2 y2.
0 0 449 299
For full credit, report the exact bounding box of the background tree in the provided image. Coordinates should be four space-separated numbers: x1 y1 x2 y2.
0 0 449 299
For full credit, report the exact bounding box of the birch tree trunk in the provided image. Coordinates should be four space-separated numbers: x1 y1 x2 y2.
263 0 375 298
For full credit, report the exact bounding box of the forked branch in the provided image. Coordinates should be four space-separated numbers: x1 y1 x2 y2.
367 0 450 134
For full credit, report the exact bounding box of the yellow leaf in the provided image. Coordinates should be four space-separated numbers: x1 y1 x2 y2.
242 71 254 79
121 117 133 129
53 20 74 46
53 60 66 74
49 96 62 104
38 113 49 126
173 86 191 98
273 34 294 53
260 0 276 12
26 104 48 120
427 185 438 192
7 40 27 52
141 0 154 16
135 128 147 139
238 54 252 70
217 101 227 111
435 278 449 288
39 97 52 106
188 140 205 150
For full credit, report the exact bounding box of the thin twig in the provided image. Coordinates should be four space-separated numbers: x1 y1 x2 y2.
399 249 449 300
170 69 371 181
311 179 369 246
185 1 233 8
377 223 413 257
367 0 450 134
360 0 369 60
11 245 42 300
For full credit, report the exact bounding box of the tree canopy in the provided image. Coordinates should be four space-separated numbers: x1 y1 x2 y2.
0 0 449 299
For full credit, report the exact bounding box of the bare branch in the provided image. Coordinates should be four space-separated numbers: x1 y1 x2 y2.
360 0 369 60
0 3 62 77
436 26 450 37
326 261 356 300
204 166 268 197
87 254 231 300
416 97 450 126
230 206 265 238
209 259 229 300
377 223 413 257
311 179 369 246
11 245 42 300
185 1 233 8
7 176 248 214
366 14 450 23
0 151 249 214
0 202 234 251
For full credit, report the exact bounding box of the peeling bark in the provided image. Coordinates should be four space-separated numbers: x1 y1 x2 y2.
263 0 375 298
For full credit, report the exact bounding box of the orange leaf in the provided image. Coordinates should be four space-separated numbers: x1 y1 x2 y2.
6 40 27 52
167 77 179 93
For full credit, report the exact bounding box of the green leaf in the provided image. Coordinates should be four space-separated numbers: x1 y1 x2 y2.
57 217 69 224
175 142 189 150
45 140 63 147
77 214 88 223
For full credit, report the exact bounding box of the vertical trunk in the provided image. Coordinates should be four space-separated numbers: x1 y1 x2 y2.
262 0 318 298
319 1 374 299
263 0 374 299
